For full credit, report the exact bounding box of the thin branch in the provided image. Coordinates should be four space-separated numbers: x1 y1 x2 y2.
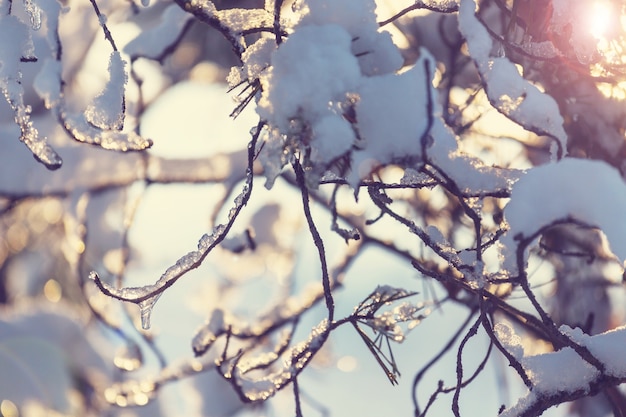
294 378 304 417
413 308 478 416
273 0 285 45
293 158 334 321
173 0 245 62
89 0 118 52
480 297 533 389
452 314 482 417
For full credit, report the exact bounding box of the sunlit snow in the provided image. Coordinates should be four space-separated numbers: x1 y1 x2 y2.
502 158 626 273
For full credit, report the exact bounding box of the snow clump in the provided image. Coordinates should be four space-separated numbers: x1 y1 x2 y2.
238 0 439 188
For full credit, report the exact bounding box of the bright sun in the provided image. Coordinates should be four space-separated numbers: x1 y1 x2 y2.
589 1 613 39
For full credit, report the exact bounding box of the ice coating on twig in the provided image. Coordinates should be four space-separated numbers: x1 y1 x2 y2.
89 164 254 329
230 319 329 401
192 309 225 356
62 111 153 151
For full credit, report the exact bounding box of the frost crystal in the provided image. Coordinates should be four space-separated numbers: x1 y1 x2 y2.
357 286 425 342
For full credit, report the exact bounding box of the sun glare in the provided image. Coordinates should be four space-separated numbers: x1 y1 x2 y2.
590 1 613 39
587 0 626 99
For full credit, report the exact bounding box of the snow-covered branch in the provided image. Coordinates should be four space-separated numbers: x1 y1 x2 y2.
4 0 626 416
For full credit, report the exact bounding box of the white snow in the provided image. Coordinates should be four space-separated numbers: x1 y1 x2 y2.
249 0 523 196
33 0 63 56
251 0 431 187
502 158 626 274
256 24 361 132
86 51 128 131
309 115 354 164
232 318 329 401
33 58 62 109
353 62 431 169
522 347 597 394
124 4 193 59
296 0 379 35
236 37 276 82
23 0 42 30
494 322 527 361
0 16 32 79
192 308 225 355
499 323 626 416
561 324 626 377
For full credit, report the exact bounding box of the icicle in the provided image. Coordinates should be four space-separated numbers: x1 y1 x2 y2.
138 294 160 330
88 271 162 330
6 91 63 169
22 129 63 169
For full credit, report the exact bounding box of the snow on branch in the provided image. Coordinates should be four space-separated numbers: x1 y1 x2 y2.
173 0 273 60
458 0 567 159
502 158 626 275
124 4 194 61
498 323 626 417
86 52 127 131
59 51 152 151
0 15 63 170
8 0 626 416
